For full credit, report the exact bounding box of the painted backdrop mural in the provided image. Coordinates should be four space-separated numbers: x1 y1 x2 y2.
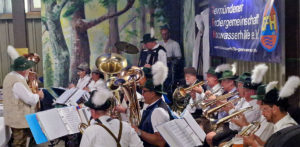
42 0 167 88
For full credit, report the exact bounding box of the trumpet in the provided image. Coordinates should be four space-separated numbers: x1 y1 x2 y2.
199 92 239 109
212 106 253 131
203 97 242 122
190 88 223 109
178 81 206 97
221 121 261 147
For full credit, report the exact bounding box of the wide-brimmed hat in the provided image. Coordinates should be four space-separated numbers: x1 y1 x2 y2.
11 56 35 71
219 70 238 81
91 68 102 75
140 34 157 43
84 89 113 110
77 62 90 73
251 84 266 100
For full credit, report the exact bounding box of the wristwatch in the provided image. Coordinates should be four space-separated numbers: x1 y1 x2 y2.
137 129 142 136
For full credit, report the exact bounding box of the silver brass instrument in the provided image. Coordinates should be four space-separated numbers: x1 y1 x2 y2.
203 97 242 122
221 121 261 147
172 81 205 114
212 106 253 131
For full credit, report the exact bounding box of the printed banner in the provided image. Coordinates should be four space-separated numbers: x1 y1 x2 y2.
210 0 282 62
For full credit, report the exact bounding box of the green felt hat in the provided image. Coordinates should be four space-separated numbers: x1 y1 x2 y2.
251 84 266 100
236 72 251 83
219 70 238 80
144 79 166 95
11 56 35 71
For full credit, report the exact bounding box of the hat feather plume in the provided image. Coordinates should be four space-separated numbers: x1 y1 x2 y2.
231 62 237 75
150 27 155 38
215 64 231 73
7 45 20 61
251 64 268 84
92 89 113 106
279 76 300 99
151 61 168 86
266 81 278 93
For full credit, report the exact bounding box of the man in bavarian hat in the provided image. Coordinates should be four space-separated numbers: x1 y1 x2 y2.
138 33 167 67
132 61 175 147
69 62 91 89
83 68 105 92
3 48 44 146
80 89 143 147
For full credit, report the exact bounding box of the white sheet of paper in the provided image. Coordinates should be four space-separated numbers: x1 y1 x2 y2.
57 106 81 134
55 88 77 104
182 111 206 142
36 109 68 140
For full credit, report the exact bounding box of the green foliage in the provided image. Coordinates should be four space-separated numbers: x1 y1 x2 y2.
41 16 48 23
44 53 54 87
42 0 56 4
98 0 118 8
63 0 93 17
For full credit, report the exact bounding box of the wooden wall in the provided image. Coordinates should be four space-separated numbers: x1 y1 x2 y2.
0 13 42 87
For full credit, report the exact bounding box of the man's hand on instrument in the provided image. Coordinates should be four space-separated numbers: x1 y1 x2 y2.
190 91 196 100
114 104 127 113
231 113 249 127
38 90 44 99
207 94 216 101
222 101 234 113
192 85 203 94
205 90 212 97
243 134 259 147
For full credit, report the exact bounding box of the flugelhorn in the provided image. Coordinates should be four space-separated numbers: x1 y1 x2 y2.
221 121 261 147
203 97 242 122
177 81 206 97
190 87 223 109
212 106 253 131
199 92 239 109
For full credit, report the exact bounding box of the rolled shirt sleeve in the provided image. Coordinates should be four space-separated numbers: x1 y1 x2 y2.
151 108 170 132
12 82 39 106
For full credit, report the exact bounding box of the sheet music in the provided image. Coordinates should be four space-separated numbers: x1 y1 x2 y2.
78 108 91 125
57 106 81 134
36 109 69 140
66 89 89 106
182 111 206 142
55 88 77 104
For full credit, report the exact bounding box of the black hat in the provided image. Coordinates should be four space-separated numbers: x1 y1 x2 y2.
140 34 157 43
160 24 170 30
243 77 261 90
184 67 197 76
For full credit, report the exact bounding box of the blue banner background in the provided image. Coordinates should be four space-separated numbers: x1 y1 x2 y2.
209 0 281 62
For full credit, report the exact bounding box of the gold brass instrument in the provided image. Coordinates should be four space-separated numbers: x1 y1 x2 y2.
172 81 205 114
221 121 261 147
203 97 242 122
212 106 253 131
79 119 91 134
190 87 223 109
24 53 40 94
119 66 144 126
199 92 239 110
95 53 128 118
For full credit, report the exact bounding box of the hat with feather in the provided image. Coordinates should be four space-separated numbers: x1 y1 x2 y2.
218 62 238 80
143 61 168 94
208 63 231 79
244 64 268 90
263 76 300 109
7 45 35 71
84 89 114 110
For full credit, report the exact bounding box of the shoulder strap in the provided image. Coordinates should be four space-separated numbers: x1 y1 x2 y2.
96 119 123 147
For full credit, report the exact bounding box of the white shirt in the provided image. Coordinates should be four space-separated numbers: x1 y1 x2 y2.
87 79 105 91
76 75 91 89
11 72 39 106
254 116 274 142
158 39 182 58
273 113 298 133
80 115 143 147
146 44 167 66
146 99 170 132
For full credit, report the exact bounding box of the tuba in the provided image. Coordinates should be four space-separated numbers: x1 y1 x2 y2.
118 66 144 126
95 53 128 117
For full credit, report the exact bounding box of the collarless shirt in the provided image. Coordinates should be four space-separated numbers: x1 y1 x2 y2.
80 115 143 147
87 79 105 91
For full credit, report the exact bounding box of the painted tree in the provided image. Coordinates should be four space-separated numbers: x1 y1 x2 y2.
42 0 70 87
63 0 135 82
